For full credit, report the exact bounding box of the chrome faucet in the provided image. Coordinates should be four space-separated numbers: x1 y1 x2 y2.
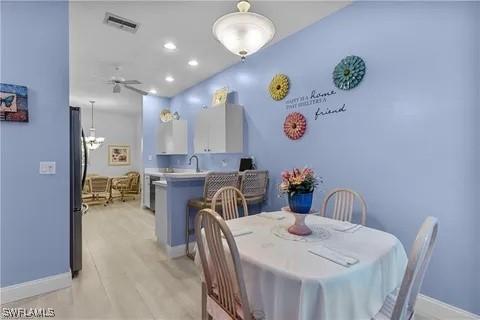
188 155 200 173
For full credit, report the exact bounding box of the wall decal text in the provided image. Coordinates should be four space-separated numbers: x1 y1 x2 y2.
314 104 347 120
285 89 336 110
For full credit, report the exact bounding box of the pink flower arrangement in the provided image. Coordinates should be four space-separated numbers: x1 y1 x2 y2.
280 167 319 194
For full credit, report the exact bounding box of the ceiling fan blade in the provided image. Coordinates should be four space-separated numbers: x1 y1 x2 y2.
122 80 141 85
124 84 148 95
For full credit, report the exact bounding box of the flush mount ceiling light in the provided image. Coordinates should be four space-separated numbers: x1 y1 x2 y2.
149 89 157 95
165 76 175 82
163 42 177 50
84 101 105 150
188 59 199 67
213 0 275 61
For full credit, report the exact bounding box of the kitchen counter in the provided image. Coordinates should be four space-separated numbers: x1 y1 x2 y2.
145 168 209 180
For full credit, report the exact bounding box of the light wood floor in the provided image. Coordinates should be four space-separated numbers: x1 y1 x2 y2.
3 200 435 320
4 200 201 320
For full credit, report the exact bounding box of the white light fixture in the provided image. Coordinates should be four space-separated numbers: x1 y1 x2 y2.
165 76 175 82
188 59 199 67
149 89 157 95
213 0 275 61
163 42 177 50
84 101 105 150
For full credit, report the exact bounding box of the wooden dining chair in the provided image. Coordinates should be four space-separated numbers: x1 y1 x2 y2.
195 209 253 320
211 187 249 220
320 188 367 225
374 216 439 320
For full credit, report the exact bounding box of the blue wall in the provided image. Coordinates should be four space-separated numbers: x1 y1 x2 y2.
160 1 479 314
0 1 70 287
142 95 171 169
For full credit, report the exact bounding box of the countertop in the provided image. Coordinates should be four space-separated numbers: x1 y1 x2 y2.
145 168 209 180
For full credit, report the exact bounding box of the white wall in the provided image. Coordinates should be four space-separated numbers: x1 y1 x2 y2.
81 109 141 176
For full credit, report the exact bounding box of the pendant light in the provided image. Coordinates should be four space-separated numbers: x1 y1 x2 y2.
84 100 105 150
213 0 275 61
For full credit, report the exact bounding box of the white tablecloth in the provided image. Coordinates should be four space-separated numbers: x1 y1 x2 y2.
207 212 408 320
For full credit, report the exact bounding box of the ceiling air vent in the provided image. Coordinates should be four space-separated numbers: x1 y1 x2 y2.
103 12 139 33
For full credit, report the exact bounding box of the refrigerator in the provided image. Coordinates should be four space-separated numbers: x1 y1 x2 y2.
69 106 88 277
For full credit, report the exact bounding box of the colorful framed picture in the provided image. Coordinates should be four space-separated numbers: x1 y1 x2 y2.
0 83 28 122
108 145 130 166
211 87 228 107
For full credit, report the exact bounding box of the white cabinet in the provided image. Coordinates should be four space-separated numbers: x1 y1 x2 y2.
194 104 243 154
157 120 188 155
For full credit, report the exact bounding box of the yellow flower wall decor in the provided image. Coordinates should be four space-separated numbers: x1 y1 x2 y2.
269 74 289 101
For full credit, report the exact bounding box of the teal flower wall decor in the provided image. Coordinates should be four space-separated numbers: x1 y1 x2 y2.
333 55 366 90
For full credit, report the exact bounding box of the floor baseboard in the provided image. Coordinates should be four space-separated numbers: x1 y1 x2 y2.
0 272 72 305
417 294 479 320
164 242 196 258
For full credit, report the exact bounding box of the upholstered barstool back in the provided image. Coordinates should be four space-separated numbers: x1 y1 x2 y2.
240 170 268 205
186 172 240 259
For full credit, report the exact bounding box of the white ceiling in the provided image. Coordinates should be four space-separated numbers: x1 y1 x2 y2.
70 1 350 113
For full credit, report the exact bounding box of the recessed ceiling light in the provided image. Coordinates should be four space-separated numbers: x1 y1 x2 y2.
149 89 157 94
163 42 176 50
165 76 175 82
188 59 199 67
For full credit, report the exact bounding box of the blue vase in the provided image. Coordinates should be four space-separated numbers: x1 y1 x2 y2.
288 192 313 214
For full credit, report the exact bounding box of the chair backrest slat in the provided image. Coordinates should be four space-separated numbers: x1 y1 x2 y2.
391 217 438 320
212 187 249 220
195 209 252 320
321 188 367 225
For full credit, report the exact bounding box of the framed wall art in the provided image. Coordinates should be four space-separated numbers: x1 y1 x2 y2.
211 87 228 107
0 83 28 122
108 145 131 166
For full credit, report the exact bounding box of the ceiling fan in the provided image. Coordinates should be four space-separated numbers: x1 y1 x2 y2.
106 78 148 95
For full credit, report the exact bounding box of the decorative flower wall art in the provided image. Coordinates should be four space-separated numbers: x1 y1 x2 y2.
284 112 307 140
333 55 366 90
269 74 290 101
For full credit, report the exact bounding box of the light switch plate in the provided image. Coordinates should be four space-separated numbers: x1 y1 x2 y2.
148 155 153 161
40 161 56 174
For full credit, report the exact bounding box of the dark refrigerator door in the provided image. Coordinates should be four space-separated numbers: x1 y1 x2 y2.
70 107 82 275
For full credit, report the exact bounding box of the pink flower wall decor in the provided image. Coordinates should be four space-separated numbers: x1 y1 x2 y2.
284 112 307 140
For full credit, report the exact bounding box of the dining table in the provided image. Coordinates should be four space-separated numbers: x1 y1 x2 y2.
197 210 408 320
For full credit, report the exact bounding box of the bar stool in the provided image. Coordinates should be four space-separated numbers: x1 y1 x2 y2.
240 170 269 212
185 171 239 259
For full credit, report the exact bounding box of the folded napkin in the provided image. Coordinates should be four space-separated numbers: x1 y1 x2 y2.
333 221 358 232
225 228 253 237
308 245 359 267
257 212 286 220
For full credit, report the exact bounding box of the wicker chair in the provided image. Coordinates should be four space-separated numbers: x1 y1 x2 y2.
185 172 239 259
320 188 367 225
374 217 438 320
125 171 141 196
211 187 248 220
240 170 268 210
111 176 132 202
82 176 94 202
195 209 254 320
89 176 112 206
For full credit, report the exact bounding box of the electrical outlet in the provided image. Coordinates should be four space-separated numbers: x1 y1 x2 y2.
222 159 228 167
39 161 56 175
